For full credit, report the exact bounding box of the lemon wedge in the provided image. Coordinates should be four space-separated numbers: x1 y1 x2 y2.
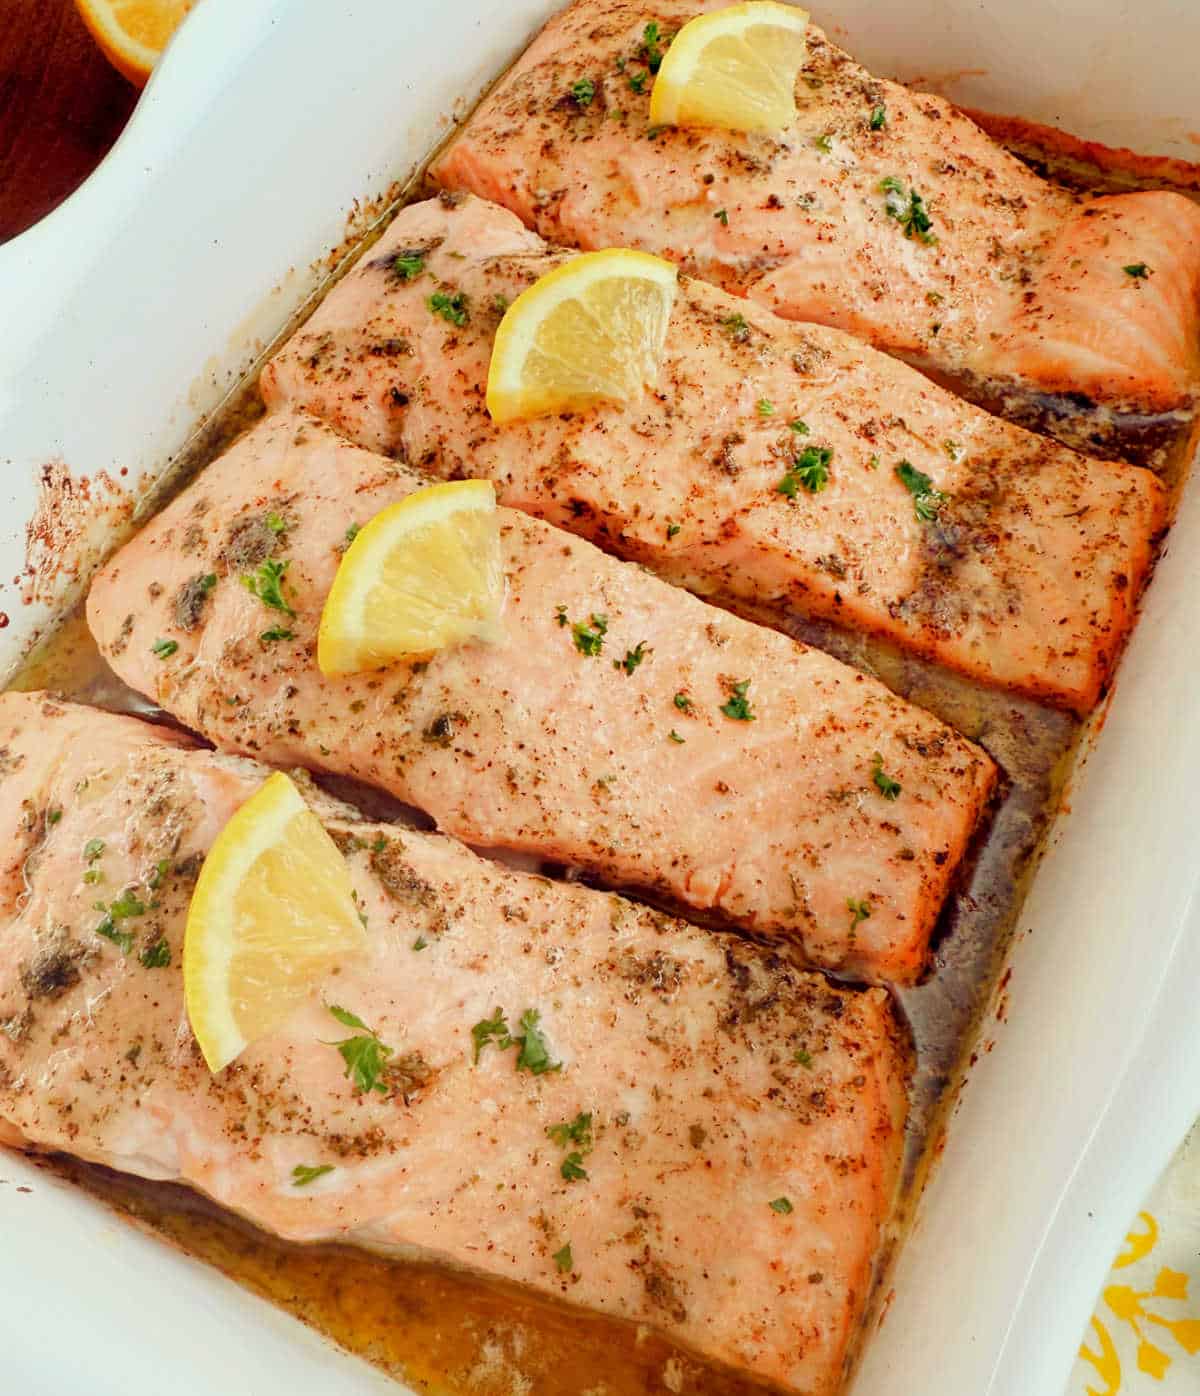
184 772 365 1073
486 249 678 424
317 479 504 676
75 0 196 87
648 2 810 133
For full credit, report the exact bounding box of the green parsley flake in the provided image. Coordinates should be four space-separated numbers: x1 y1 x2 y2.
666 521 681 539
628 69 648 95
139 939 171 969
1123 262 1151 279
668 729 685 744
871 752 901 800
260 626 295 643
794 1049 813 1069
242 558 295 615
778 445 833 497
614 641 649 675
943 439 963 462
571 77 596 107
673 691 694 713
428 290 470 327
560 1152 589 1182
814 132 834 153
393 252 426 281
412 936 428 952
847 897 872 930
151 638 178 659
553 1242 574 1273
471 1007 561 1074
722 312 750 342
720 679 755 722
324 1004 395 1095
789 418 809 434
867 454 880 470
92 887 146 956
83 838 105 863
895 460 948 522
714 207 728 225
757 398 775 417
640 20 669 71
345 522 362 545
869 104 887 130
265 511 288 536
148 858 169 890
548 1112 593 1149
292 1164 335 1187
570 613 608 657
880 176 936 244
472 1007 511 1063
769 1197 794 1214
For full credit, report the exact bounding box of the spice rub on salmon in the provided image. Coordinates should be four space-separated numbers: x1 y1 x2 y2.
261 194 1166 714
0 692 910 1396
429 0 1200 441
85 411 997 983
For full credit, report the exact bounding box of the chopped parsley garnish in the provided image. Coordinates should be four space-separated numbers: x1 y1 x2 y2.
757 398 775 416
151 638 178 659
471 1007 561 1074
148 858 169 890
428 290 470 327
871 752 902 800
412 935 428 952
666 522 681 539
83 838 105 862
720 679 755 722
847 897 872 930
46 807 62 825
292 1164 335 1187
722 312 750 341
561 1152 589 1182
554 604 568 627
324 1004 395 1095
570 613 608 657
83 870 102 885
640 20 669 71
814 132 834 153
260 626 295 643
393 252 426 281
547 1111 593 1150
880 176 936 244
789 418 809 434
472 1008 511 1063
628 69 648 95
673 691 694 713
570 77 596 107
265 511 288 535
714 207 728 225
139 939 171 969
869 104 887 130
493 294 510 314
614 641 649 675
794 1049 813 1069
769 1196 794 1214
553 1242 574 1273
92 888 146 956
345 522 361 545
668 729 685 743
778 445 833 497
241 558 295 615
895 460 947 522
943 439 963 461
867 454 880 470
1123 262 1151 279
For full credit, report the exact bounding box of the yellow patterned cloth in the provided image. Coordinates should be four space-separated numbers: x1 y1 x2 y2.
1069 1126 1200 1394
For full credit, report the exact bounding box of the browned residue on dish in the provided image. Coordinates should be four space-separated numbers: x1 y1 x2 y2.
22 462 132 608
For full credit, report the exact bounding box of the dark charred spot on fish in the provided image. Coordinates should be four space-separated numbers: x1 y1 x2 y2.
423 712 467 747
370 843 449 937
438 190 467 209
387 1050 435 1103
636 1256 688 1325
20 933 87 1001
368 339 412 359
1 1008 33 1044
0 746 25 782
617 949 685 997
712 432 745 477
147 582 163 600
389 387 410 408
688 1123 707 1149
167 575 211 634
181 523 206 554
221 513 282 574
108 614 135 657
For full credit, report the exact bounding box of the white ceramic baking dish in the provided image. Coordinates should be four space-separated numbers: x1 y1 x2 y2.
3 3 1199 1393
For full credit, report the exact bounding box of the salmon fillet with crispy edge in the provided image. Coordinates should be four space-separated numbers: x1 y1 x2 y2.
85 411 996 983
430 0 1200 430
261 194 1166 714
0 692 910 1395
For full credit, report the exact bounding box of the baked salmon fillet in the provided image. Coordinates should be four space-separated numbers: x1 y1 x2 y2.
86 411 996 983
0 692 910 1395
430 0 1200 432
262 194 1166 713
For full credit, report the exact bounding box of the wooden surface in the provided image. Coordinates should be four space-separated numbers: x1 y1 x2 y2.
0 0 137 243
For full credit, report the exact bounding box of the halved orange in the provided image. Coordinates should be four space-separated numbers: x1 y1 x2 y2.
75 0 197 87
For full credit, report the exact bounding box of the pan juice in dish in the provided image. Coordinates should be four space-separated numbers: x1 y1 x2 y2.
5 11 1200 1396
